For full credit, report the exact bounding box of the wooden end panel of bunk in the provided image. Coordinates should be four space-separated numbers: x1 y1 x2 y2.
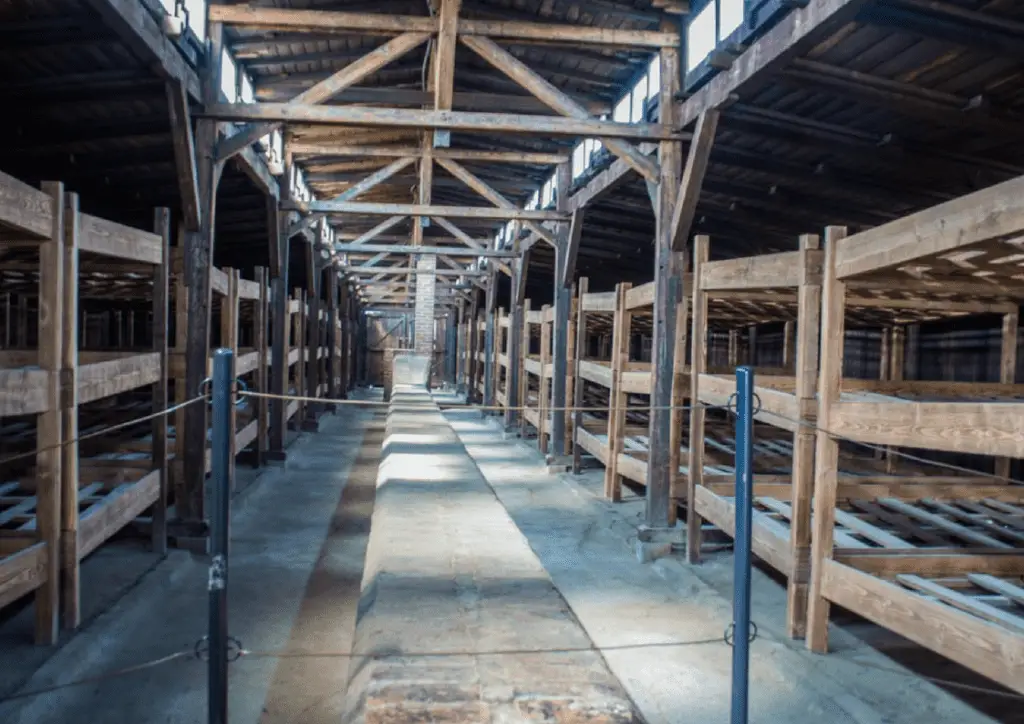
0 171 52 238
0 368 51 415
235 420 260 452
236 350 261 376
616 453 647 484
237 278 262 301
697 374 800 432
700 249 820 290
77 471 160 560
693 486 792 576
828 401 1024 458
819 559 1024 694
581 291 617 312
78 214 162 265
624 281 656 310
0 542 48 609
621 370 651 395
78 353 161 404
523 357 543 376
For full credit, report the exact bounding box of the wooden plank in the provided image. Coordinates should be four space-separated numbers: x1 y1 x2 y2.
807 226 848 654
209 5 677 46
835 550 1024 578
166 80 200 231
78 353 162 403
897 574 1024 634
460 36 658 183
200 103 682 141
604 283 630 500
827 401 1024 458
578 359 612 388
879 498 1012 548
77 214 162 265
237 277 261 301
151 208 170 556
575 427 609 465
670 110 719 251
696 374 799 432
700 249 821 290
0 369 50 416
78 472 160 560
61 192 81 630
820 559 1024 693
694 486 793 576
0 171 52 238
624 281 656 310
0 543 48 610
835 174 1024 279
290 200 564 221
581 291 617 312
967 574 1024 606
290 144 568 164
836 481 1024 502
996 309 1018 479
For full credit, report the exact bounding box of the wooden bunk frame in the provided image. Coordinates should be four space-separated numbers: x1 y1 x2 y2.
520 301 552 448
807 177 1024 694
495 307 510 412
0 171 169 642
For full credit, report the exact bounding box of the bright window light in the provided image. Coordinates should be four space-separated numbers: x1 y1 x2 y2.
687 2 716 71
185 0 207 41
159 0 175 13
240 73 254 103
220 49 238 101
720 0 744 38
613 93 631 123
647 57 660 100
631 78 646 122
572 143 585 178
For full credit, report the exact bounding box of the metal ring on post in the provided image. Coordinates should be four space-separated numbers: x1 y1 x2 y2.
199 377 213 404
723 621 759 647
233 378 249 410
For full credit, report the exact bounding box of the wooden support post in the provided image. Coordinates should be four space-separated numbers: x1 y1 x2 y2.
519 298 532 439
36 181 64 644
483 271 497 407
572 278 589 475
667 269 689 526
565 285 578 455
181 21 224 528
505 259 526 429
782 320 794 373
220 269 239 487
686 237 709 562
728 329 738 367
807 226 849 654
172 246 188 503
885 326 906 473
604 282 631 501
60 190 80 630
151 209 170 557
747 325 758 366
293 289 307 426
645 42 683 529
538 304 553 454
269 204 289 459
786 234 822 640
303 251 323 430
340 281 351 398
996 310 1018 478
327 271 339 400
467 292 479 403
549 163 572 459
252 266 269 464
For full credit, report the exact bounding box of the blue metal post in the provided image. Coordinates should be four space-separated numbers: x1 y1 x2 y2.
209 348 234 724
731 366 754 724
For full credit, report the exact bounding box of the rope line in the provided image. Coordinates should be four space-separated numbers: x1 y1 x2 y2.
0 395 207 469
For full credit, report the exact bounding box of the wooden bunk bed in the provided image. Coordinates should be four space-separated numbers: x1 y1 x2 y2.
0 172 169 641
521 301 551 446
806 177 1024 695
495 307 510 412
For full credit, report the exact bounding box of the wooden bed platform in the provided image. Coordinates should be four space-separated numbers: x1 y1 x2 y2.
0 170 169 642
806 177 1024 695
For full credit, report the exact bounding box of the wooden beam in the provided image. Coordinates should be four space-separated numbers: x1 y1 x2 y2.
460 35 659 182
291 143 568 164
288 156 415 236
346 266 485 276
209 5 678 47
199 103 681 140
336 243 514 256
217 32 430 162
288 201 566 220
166 80 200 231
561 209 584 288
669 109 719 251
436 157 557 245
434 0 460 113
85 0 200 99
346 215 408 245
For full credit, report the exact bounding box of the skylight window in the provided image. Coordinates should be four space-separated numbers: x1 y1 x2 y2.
647 58 660 101
720 0 745 38
613 94 631 123
240 73 254 104
630 77 646 122
687 3 716 71
220 49 238 102
572 143 586 179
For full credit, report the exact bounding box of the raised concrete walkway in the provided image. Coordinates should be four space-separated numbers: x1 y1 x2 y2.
343 385 636 723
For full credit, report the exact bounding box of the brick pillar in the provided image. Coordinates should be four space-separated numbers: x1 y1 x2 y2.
414 254 436 355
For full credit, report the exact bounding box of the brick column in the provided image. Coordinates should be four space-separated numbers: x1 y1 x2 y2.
414 254 436 355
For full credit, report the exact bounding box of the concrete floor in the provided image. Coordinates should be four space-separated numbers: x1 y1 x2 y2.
448 410 1008 724
0 406 380 724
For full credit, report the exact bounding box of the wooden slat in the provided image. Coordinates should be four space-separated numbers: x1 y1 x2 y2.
77 472 160 559
78 353 162 404
897 574 1024 634
0 171 51 238
700 250 820 290
836 550 1024 578
78 214 162 265
0 543 48 609
0 369 50 416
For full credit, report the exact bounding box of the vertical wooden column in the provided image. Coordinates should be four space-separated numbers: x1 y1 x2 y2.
996 309 1019 478
572 278 589 475
36 180 64 644
269 204 290 460
538 305 553 453
182 21 224 527
173 249 189 497
483 271 497 407
747 325 758 366
303 251 323 429
645 42 683 529
340 280 351 397
807 226 849 654
549 163 572 458
604 282 631 501
60 190 80 630
786 233 822 639
727 329 738 367
885 326 906 473
326 270 339 401
782 320 795 373
150 210 171 557
686 237 709 562
667 269 689 525
254 266 269 464
496 307 506 412
221 269 239 488
293 289 306 426
455 299 465 393
564 284 578 455
519 299 532 438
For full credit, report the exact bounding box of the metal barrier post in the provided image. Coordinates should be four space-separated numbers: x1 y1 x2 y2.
209 348 234 724
731 365 754 724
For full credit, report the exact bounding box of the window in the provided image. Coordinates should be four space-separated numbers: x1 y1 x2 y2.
720 0 744 38
542 177 554 208
630 77 646 122
184 0 207 40
687 2 716 71
647 57 660 101
240 73 254 103
220 49 238 101
613 93 631 123
572 143 586 179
